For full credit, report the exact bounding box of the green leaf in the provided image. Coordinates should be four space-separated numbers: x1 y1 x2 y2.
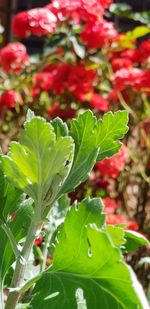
109 3 132 16
60 110 99 193
26 109 35 122
130 11 150 26
70 36 85 59
2 116 74 216
30 198 148 309
0 198 33 287
61 110 128 193
0 169 23 222
96 111 128 161
51 117 68 138
121 26 150 41
123 230 149 253
106 225 126 247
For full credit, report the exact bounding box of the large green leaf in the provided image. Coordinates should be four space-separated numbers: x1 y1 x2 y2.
30 198 148 309
61 110 128 193
2 116 74 216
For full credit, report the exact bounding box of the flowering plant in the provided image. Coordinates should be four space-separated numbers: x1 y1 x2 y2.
0 109 149 309
0 0 150 300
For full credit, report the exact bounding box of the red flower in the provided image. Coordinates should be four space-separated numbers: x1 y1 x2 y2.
111 58 132 72
80 20 116 49
96 144 128 179
113 68 144 91
0 42 29 73
108 90 119 103
0 90 22 110
12 11 30 38
127 221 139 231
138 39 150 62
34 237 43 246
121 49 139 63
13 8 57 38
51 0 105 23
89 93 109 111
67 64 97 100
99 0 112 8
43 63 71 94
106 214 127 225
134 70 150 93
35 63 97 100
122 40 150 63
48 102 76 120
103 197 118 214
34 73 53 92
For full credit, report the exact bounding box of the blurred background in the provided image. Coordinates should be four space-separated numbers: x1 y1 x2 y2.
1 0 150 53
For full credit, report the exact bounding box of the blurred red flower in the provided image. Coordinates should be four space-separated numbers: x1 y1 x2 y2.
80 21 116 49
103 197 118 214
13 8 57 38
0 90 22 110
67 64 97 100
48 102 76 120
51 0 105 23
89 93 109 111
0 42 29 73
106 214 127 225
127 221 139 231
96 144 128 179
111 58 132 72
34 237 43 246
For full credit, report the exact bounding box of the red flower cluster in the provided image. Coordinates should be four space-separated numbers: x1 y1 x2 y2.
67 64 97 100
80 21 116 49
89 93 109 111
111 58 132 72
33 63 109 111
48 102 76 120
103 197 118 214
0 42 29 73
13 8 57 38
96 144 128 179
50 0 106 23
0 90 22 111
114 68 150 93
106 213 139 231
106 214 126 225
122 40 150 64
103 198 139 231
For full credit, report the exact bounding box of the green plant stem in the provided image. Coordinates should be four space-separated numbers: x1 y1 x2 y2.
5 215 41 309
117 91 138 121
41 228 51 272
0 281 4 309
1 222 20 259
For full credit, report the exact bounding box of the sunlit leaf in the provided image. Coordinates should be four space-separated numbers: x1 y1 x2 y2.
30 198 148 309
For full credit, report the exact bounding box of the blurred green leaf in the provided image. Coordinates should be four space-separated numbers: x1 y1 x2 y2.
110 3 132 16
121 26 150 41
